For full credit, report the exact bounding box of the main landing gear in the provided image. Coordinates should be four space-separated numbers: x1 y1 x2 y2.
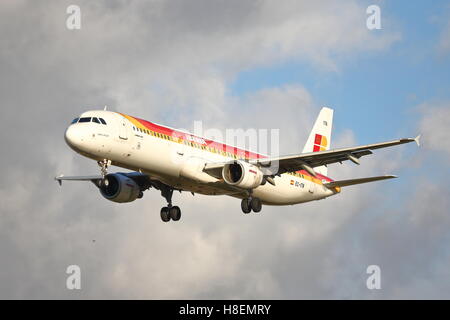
160 206 181 222
241 197 262 214
159 186 182 222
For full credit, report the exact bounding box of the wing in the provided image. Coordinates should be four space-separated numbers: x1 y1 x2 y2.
55 174 103 186
249 135 420 176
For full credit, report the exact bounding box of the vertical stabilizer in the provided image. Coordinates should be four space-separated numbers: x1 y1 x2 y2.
302 107 333 176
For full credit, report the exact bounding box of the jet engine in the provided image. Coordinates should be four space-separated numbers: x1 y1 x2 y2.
222 160 264 189
99 173 141 203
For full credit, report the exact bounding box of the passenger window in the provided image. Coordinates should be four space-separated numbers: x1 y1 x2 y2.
92 117 100 124
71 118 79 124
78 117 91 123
99 118 107 125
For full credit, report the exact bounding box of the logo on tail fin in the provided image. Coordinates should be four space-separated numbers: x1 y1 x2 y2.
313 134 328 152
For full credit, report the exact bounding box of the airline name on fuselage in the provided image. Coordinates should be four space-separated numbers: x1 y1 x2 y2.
185 135 206 145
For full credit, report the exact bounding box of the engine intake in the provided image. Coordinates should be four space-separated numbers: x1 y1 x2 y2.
222 161 263 189
99 173 141 203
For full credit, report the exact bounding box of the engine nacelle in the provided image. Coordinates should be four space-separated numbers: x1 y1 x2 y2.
222 160 264 189
99 173 141 203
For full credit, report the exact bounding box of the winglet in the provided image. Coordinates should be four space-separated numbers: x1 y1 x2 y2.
414 134 421 147
55 175 63 186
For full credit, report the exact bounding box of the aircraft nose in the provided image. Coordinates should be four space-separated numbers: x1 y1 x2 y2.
64 125 81 149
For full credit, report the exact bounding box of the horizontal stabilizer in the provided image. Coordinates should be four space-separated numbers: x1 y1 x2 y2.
324 175 397 188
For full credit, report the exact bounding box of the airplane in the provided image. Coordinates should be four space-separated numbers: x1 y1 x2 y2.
56 107 420 222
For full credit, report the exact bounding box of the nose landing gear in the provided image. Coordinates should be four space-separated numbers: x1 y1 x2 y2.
97 159 112 187
97 159 111 178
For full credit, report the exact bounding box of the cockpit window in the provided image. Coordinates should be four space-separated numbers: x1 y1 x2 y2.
78 117 91 123
92 117 100 124
99 118 107 125
71 118 79 124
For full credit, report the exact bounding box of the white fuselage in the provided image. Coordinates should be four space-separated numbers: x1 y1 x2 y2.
65 110 338 205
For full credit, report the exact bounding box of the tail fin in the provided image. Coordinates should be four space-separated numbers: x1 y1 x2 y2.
302 107 333 176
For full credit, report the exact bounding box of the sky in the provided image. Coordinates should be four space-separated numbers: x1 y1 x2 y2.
0 0 449 299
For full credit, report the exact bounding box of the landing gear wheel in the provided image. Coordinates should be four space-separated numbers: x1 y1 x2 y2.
250 197 262 213
241 198 251 214
169 206 181 221
99 176 109 188
160 207 170 222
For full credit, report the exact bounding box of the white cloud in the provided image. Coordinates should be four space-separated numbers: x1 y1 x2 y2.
418 102 450 160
